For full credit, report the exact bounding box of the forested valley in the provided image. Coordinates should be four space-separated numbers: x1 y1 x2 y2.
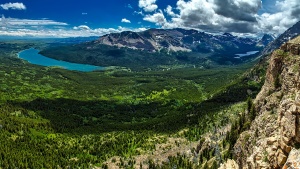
0 41 266 168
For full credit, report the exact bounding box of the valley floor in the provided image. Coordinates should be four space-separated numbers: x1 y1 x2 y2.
0 41 266 168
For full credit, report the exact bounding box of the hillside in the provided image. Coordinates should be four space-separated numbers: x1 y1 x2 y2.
222 35 300 168
0 33 294 169
0 40 267 168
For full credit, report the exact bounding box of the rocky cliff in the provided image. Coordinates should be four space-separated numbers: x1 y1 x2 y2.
232 35 300 168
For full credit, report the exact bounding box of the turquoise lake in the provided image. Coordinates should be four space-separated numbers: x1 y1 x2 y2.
235 51 259 58
18 48 104 72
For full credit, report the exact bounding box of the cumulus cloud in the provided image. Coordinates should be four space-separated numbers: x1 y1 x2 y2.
82 12 88 15
0 2 26 10
213 0 261 22
175 0 217 27
257 0 300 34
143 10 167 26
121 18 131 23
164 5 178 17
139 0 158 12
138 0 299 35
166 0 261 33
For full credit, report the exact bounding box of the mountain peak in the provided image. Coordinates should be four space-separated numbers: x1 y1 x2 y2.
257 33 276 47
261 33 276 39
223 32 234 37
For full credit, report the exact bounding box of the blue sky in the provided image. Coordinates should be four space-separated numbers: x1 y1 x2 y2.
0 0 299 37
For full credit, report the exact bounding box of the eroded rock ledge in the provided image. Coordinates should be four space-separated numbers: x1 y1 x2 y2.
223 36 300 169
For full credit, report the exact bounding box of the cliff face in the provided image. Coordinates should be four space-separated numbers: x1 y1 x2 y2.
233 36 300 168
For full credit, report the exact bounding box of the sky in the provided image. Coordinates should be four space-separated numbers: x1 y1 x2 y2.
0 0 299 38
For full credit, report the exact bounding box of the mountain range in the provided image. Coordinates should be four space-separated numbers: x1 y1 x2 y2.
95 21 300 57
93 20 300 58
97 28 272 54
40 28 275 70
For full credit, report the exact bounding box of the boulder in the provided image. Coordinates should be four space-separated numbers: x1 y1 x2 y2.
267 137 277 145
277 149 287 167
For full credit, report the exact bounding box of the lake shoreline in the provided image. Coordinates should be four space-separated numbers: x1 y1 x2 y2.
18 48 105 72
234 51 259 59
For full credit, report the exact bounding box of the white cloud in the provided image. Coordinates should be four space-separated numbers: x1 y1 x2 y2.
73 25 90 30
121 18 131 23
0 16 68 26
175 0 218 27
0 2 26 10
143 10 167 26
134 10 144 16
139 0 158 12
0 22 147 38
137 27 147 32
138 0 299 35
82 12 88 15
257 0 300 34
164 5 178 17
0 15 148 38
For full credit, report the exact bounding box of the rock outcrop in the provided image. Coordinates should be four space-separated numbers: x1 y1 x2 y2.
282 148 300 168
233 35 300 168
280 43 300 55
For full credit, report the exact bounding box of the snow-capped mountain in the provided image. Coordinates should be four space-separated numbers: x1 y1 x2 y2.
257 34 276 47
97 28 261 54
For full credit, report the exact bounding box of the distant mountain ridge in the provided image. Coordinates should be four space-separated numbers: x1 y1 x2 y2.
40 28 274 70
261 21 300 55
97 28 267 54
257 34 276 47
